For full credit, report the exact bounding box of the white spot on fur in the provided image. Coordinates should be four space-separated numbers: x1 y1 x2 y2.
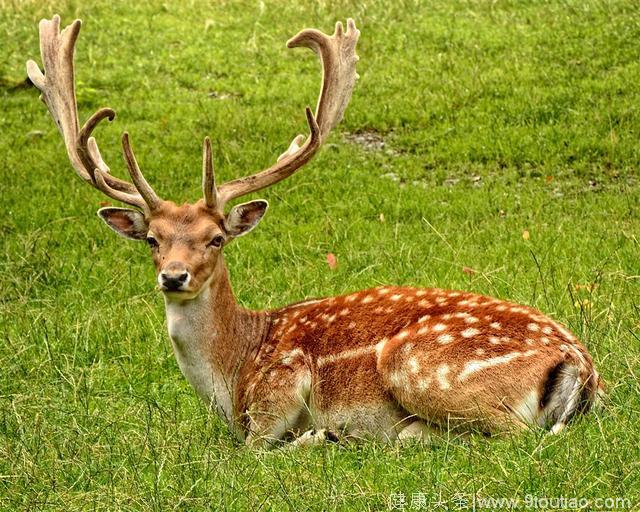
454 312 469 318
568 344 587 365
461 327 480 338
405 295 414 302
436 297 447 304
396 330 410 340
489 336 500 344
290 298 324 308
437 333 454 344
340 308 350 316
458 350 537 381
496 305 507 311
437 364 451 390
378 288 390 295
417 326 429 335
418 315 431 323
433 323 448 332
542 325 553 335
417 378 432 391
541 337 550 345
362 295 374 304
527 323 540 332
390 371 403 387
475 348 485 356
490 322 501 329
465 316 479 324
346 294 359 303
401 342 414 354
375 338 388 359
418 299 431 307
408 357 420 374
391 294 402 301
318 345 378 367
416 290 427 297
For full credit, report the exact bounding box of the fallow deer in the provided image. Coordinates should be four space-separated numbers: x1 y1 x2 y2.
28 15 602 447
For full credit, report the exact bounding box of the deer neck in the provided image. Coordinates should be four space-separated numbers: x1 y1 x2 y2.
163 257 269 432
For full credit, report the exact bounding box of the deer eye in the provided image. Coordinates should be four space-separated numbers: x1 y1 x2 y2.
146 236 159 248
207 235 225 248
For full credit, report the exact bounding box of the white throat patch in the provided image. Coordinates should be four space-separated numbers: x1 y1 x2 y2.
164 286 234 425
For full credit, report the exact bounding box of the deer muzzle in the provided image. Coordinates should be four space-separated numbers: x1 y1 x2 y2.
158 262 191 293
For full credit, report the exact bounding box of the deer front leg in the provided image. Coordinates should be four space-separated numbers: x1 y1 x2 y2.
397 420 438 443
243 359 313 448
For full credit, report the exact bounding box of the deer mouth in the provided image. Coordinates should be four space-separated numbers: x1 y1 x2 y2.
161 289 201 303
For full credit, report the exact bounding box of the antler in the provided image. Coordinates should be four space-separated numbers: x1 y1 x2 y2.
204 19 360 211
26 15 160 212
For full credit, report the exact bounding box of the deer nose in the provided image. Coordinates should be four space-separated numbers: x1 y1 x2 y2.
159 265 190 292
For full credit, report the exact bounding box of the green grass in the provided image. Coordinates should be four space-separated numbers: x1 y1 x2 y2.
2 0 640 509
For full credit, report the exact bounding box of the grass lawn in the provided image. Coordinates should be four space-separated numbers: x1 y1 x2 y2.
1 0 639 509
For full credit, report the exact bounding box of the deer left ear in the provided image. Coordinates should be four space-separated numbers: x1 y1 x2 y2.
225 200 268 238
97 207 148 241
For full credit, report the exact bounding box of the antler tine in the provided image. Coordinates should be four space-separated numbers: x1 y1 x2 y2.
202 136 219 210
77 108 136 193
26 15 157 210
93 169 148 209
121 133 161 210
214 19 360 207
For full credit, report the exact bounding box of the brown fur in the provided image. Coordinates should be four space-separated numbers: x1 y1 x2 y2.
232 286 601 440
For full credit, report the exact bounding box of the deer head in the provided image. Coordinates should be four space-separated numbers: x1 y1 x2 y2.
27 16 359 299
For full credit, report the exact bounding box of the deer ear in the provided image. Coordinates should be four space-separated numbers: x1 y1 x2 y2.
97 207 148 241
225 200 268 238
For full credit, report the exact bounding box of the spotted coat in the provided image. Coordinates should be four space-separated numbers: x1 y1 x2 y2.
235 286 601 441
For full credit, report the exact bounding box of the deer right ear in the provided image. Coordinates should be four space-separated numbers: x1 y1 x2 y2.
224 200 268 238
97 207 148 241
